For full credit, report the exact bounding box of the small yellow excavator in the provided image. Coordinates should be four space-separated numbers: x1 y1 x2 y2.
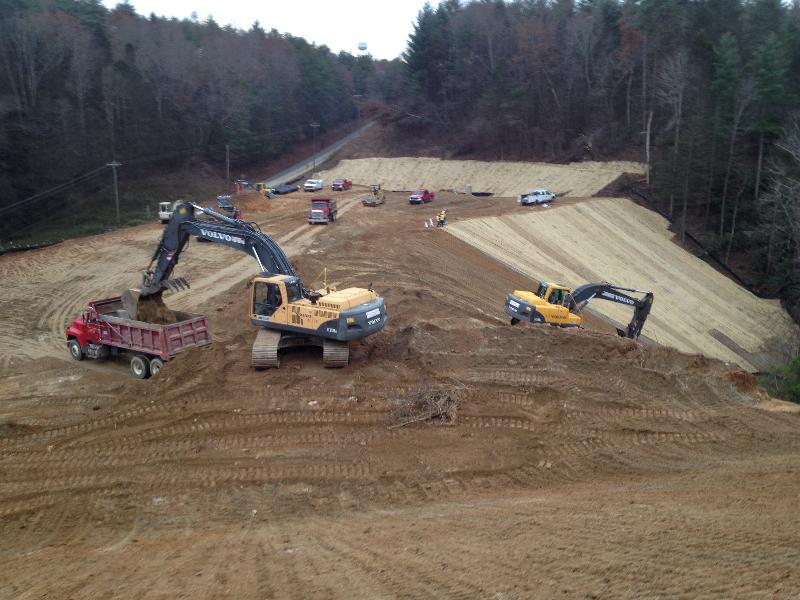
505 281 653 339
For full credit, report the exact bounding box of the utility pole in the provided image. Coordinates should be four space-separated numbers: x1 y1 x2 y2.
108 160 121 225
310 122 320 174
225 144 230 192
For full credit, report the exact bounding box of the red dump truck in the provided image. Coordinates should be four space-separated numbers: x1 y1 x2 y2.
307 197 338 224
65 297 212 379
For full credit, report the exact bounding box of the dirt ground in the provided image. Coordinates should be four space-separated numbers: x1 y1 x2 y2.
2 175 800 598
318 157 645 197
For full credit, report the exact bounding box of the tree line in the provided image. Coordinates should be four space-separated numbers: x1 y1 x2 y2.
402 0 800 321
0 0 398 242
3 0 800 327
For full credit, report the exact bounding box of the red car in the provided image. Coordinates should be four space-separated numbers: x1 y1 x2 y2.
331 178 353 191
409 189 435 204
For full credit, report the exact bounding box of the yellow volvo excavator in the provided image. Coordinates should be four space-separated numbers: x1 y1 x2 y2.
123 203 386 368
505 281 653 339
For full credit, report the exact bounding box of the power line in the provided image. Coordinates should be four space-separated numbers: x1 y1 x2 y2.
0 165 109 216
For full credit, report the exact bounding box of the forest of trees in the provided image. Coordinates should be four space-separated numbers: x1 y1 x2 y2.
1 0 800 324
401 0 800 320
0 0 400 241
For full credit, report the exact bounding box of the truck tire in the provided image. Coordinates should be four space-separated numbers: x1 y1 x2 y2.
68 339 84 361
130 355 151 379
510 318 520 325
149 358 164 377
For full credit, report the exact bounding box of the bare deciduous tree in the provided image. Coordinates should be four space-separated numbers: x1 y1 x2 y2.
656 49 689 216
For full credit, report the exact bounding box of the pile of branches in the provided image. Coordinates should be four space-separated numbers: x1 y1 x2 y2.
387 381 467 429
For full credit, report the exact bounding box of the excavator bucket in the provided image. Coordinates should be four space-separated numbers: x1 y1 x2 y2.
121 277 189 321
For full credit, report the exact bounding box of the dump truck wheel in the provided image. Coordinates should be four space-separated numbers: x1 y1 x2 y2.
130 355 150 379
149 358 164 377
68 339 83 361
510 318 520 325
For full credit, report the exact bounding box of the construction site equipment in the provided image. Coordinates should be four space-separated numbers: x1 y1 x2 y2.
308 198 337 224
66 297 211 378
505 282 653 339
362 183 385 206
124 203 386 368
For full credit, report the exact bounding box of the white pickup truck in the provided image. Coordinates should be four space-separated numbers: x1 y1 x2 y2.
304 179 324 192
518 189 556 205
158 201 178 223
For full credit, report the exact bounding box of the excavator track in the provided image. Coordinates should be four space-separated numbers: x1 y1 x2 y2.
251 328 282 369
323 339 349 368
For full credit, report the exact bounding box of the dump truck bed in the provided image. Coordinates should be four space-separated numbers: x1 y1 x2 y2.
89 297 211 360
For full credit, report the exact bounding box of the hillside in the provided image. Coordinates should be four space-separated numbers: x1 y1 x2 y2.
1 158 800 597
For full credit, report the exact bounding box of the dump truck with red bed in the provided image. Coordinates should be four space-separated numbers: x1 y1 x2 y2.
66 296 211 379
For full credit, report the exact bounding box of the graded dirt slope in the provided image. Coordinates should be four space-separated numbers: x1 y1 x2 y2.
1 182 800 598
448 196 798 371
319 157 645 197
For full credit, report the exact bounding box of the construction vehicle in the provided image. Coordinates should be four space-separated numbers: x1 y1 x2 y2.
66 297 211 379
308 198 337 224
362 183 385 206
505 282 653 339
123 203 386 368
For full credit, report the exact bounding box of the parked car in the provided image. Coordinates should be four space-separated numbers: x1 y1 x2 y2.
216 195 242 220
273 182 299 194
158 200 201 223
304 178 324 192
409 189 435 204
518 189 556 205
331 178 353 191
158 201 175 224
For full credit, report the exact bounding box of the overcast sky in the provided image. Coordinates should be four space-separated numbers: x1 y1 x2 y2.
100 0 439 60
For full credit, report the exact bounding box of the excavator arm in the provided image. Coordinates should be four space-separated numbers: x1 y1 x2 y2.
566 283 654 339
123 203 301 318
143 203 297 290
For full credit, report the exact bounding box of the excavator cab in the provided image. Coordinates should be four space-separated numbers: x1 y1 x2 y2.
252 280 283 317
536 282 571 306
250 275 305 322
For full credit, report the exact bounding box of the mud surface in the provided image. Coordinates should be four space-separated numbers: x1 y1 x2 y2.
1 170 799 598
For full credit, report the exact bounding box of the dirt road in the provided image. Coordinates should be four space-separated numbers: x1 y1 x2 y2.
1 184 799 598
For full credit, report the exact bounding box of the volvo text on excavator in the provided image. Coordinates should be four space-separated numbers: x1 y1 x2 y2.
122 203 387 368
505 281 653 339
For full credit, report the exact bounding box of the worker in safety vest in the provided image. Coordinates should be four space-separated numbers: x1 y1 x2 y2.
436 209 447 228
